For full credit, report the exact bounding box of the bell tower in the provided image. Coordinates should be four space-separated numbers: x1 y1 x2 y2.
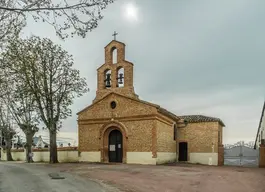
93 34 138 103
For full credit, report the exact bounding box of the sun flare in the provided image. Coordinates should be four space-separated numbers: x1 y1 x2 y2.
123 3 138 22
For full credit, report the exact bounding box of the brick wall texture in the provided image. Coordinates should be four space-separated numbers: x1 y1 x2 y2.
157 120 176 153
178 122 219 153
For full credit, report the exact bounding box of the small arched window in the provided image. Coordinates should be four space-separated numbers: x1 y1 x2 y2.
112 47 117 64
117 67 124 87
104 69 112 88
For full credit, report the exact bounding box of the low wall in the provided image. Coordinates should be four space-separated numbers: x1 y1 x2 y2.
189 153 218 165
0 147 79 162
0 149 218 166
79 151 101 162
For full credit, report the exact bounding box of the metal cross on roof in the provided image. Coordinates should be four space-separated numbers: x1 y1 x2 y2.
112 31 118 40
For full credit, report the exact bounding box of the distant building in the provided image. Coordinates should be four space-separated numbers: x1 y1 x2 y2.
32 136 49 148
32 130 78 147
254 101 265 149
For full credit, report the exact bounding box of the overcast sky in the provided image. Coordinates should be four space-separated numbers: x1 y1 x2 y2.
21 0 265 144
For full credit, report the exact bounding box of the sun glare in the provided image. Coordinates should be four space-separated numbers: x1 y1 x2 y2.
123 3 138 22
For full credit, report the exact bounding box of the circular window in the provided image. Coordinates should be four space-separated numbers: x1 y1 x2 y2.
110 101 117 109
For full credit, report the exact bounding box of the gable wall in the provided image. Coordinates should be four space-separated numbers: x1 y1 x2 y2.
94 87 138 103
78 94 157 120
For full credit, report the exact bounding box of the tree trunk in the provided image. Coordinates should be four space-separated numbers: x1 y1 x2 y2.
25 134 34 163
6 139 13 161
49 128 58 163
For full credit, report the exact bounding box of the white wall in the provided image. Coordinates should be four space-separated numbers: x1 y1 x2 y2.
189 153 218 165
127 152 156 165
1 149 217 166
1 149 79 162
1 151 25 161
79 152 101 162
156 152 176 164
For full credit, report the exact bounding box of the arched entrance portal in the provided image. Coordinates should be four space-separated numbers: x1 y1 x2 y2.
108 130 123 162
100 121 128 163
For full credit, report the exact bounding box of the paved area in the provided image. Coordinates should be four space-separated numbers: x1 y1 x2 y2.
0 162 119 192
43 163 265 192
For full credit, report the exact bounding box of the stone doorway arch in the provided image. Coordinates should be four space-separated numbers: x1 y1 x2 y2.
100 121 128 163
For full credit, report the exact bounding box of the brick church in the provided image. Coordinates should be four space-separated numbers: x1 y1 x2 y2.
77 38 225 165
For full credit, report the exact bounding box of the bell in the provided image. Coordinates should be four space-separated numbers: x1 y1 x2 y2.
105 73 111 88
106 81 111 88
118 73 124 84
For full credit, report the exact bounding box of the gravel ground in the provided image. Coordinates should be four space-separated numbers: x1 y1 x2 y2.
42 163 265 192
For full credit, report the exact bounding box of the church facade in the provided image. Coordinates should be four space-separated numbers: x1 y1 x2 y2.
77 40 225 165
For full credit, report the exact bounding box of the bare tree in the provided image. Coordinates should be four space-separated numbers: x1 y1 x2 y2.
0 103 16 161
0 75 39 163
0 0 115 42
1 36 88 163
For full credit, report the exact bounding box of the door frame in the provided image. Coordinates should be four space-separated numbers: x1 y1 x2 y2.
100 121 128 163
108 129 123 163
178 141 188 161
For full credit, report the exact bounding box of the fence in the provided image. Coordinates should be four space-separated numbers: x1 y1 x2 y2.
224 141 259 167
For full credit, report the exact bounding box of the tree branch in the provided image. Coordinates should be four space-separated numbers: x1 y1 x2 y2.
0 2 99 12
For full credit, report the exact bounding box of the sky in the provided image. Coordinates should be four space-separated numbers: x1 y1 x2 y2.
21 0 265 144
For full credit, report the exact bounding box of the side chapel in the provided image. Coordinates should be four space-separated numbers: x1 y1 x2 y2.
77 38 225 165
